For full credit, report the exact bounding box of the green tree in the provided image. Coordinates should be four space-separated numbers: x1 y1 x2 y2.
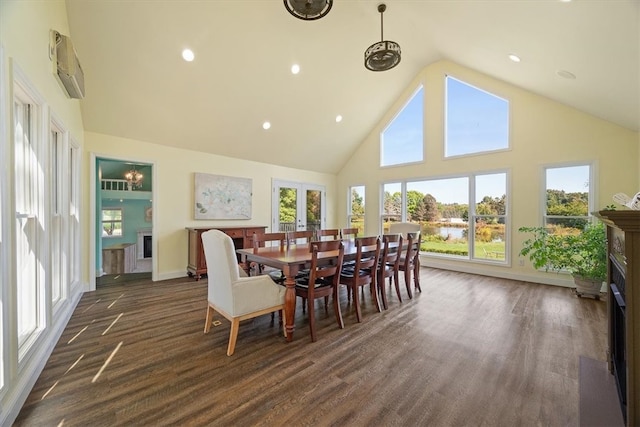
383 191 401 216
351 189 364 216
279 188 297 222
416 193 438 221
406 190 423 221
547 189 588 216
306 190 320 222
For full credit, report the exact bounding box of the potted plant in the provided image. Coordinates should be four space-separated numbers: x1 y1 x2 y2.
518 221 607 298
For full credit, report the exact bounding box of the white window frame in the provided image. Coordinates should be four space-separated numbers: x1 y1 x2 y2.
102 207 124 238
542 162 595 229
468 171 509 263
379 171 510 265
380 181 404 233
50 119 64 310
0 42 8 391
348 185 365 230
13 64 47 361
68 140 81 291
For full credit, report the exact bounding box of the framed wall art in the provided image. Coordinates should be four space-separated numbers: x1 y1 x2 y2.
194 173 252 220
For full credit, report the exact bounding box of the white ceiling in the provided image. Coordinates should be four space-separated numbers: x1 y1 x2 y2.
66 0 639 174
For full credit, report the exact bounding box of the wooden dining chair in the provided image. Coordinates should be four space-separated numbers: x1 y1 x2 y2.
287 230 314 246
340 227 359 240
295 240 345 342
252 232 287 283
398 231 422 299
316 228 340 241
378 233 403 309
339 236 381 322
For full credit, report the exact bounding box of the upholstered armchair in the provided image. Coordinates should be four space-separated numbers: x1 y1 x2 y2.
201 229 286 356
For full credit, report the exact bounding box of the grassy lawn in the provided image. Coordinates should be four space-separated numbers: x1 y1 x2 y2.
422 240 505 260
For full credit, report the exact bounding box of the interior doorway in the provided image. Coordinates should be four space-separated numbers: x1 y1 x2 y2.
93 156 155 288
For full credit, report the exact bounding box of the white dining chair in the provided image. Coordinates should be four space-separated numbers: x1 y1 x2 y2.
202 229 286 356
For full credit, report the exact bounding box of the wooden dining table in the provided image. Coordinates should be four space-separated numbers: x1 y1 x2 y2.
237 239 369 342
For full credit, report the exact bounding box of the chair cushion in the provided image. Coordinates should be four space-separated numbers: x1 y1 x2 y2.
268 270 285 283
295 278 332 289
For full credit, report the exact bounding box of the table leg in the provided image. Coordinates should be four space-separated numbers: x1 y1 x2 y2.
282 265 297 342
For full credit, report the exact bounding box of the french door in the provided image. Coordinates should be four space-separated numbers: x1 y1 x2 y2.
272 180 325 234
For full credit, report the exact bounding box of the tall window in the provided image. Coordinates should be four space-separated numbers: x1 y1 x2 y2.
14 74 45 358
68 143 81 288
381 182 402 233
380 86 423 167
102 208 123 237
348 186 365 234
544 164 592 232
50 124 65 307
445 76 509 157
471 173 507 260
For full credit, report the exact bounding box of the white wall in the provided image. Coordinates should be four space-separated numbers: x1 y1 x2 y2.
337 60 639 286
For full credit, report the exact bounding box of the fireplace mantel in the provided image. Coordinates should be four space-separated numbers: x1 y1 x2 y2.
597 210 640 426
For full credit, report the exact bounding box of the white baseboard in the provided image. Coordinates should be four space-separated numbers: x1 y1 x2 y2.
156 270 191 281
422 258 576 288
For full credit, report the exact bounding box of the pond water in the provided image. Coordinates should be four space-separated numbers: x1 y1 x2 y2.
427 226 466 240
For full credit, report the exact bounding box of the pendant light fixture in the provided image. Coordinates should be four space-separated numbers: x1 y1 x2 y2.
284 0 333 21
124 166 143 190
364 3 401 72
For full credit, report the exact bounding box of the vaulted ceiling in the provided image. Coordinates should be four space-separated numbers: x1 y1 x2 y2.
66 0 639 174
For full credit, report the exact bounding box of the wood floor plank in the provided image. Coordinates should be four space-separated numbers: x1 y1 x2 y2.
13 268 607 426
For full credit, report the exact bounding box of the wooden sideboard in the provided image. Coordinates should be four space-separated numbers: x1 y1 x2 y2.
597 210 640 426
103 243 136 275
186 226 267 280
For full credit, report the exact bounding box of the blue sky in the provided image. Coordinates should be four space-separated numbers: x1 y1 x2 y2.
546 165 590 193
381 87 423 167
445 76 509 157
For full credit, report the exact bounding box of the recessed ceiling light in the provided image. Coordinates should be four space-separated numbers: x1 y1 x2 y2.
508 54 521 63
335 115 343 123
291 64 300 74
262 121 271 130
182 49 195 62
557 69 576 79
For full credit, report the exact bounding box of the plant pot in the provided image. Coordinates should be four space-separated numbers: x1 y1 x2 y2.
573 275 603 299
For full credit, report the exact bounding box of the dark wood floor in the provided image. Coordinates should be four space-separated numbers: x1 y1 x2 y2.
14 268 607 426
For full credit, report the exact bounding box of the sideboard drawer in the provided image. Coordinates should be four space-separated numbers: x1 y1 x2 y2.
225 229 244 238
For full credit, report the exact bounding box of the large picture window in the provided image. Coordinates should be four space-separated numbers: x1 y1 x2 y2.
380 86 423 167
380 172 509 263
445 76 509 158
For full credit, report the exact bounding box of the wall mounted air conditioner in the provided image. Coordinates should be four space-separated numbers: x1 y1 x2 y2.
50 30 85 99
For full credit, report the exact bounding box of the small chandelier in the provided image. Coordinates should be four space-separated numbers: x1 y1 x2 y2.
125 167 143 190
284 0 332 21
364 3 401 72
